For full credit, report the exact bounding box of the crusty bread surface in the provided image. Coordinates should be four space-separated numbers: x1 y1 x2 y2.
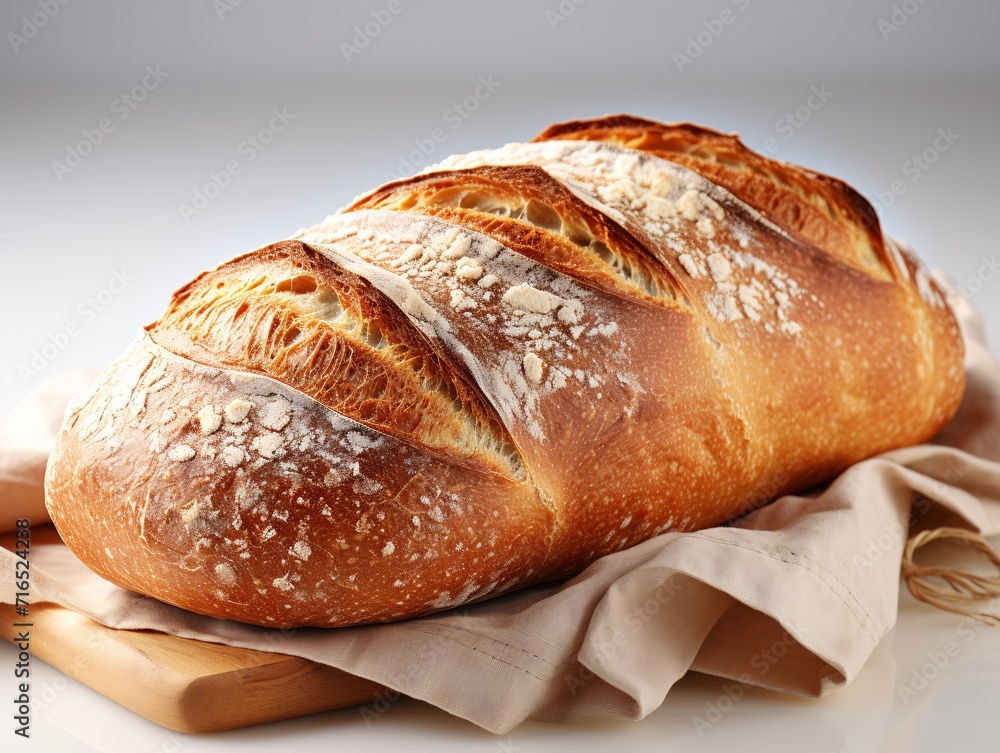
44 116 965 627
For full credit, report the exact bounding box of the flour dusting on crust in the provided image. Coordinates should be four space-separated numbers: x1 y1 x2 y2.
430 140 813 337
296 210 638 440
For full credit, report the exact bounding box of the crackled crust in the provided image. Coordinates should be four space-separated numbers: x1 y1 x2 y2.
44 116 965 628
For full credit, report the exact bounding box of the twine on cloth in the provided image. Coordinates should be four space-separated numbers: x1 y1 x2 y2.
902 527 1000 625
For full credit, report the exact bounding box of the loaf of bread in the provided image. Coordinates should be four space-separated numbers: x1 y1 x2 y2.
44 115 965 628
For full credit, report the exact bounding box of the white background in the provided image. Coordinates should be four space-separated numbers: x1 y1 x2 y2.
2 1 999 750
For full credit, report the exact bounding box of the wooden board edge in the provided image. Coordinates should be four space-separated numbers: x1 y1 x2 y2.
0 602 385 733
179 656 387 732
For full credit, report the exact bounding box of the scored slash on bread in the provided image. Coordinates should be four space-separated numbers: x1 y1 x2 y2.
44 116 964 627
532 115 893 280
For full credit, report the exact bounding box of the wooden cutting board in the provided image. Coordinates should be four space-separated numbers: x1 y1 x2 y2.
0 603 385 732
1 531 385 733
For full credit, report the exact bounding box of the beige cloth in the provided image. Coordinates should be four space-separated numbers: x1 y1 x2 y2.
2 294 999 734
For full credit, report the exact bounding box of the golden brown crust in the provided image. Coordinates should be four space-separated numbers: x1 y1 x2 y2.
44 116 966 628
532 115 894 280
44 334 549 627
349 164 682 302
153 240 516 471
